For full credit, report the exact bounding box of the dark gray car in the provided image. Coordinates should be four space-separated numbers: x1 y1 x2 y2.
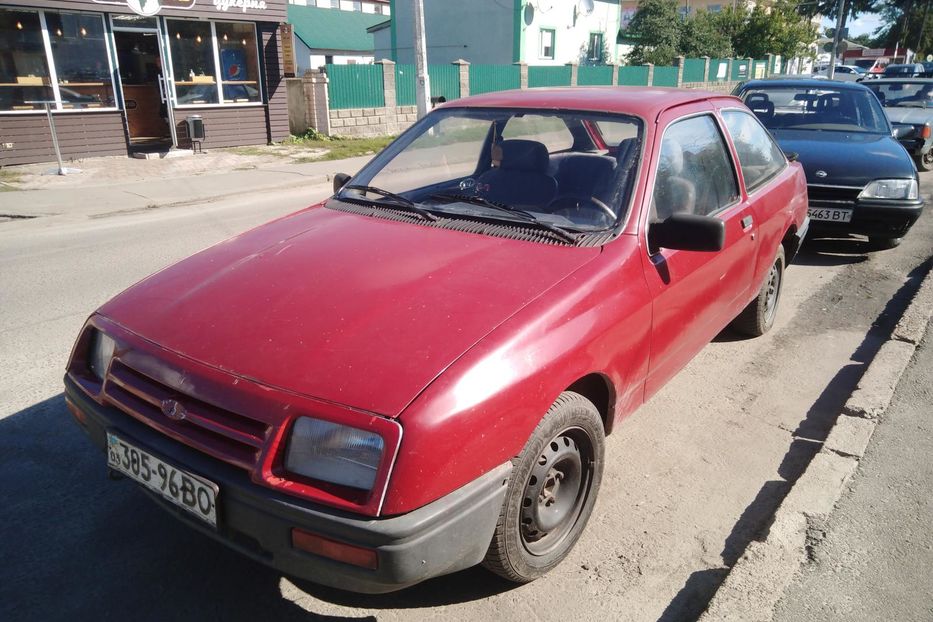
865 78 933 171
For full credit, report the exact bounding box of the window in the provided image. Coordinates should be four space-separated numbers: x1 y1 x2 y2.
707 4 722 12
0 9 52 111
45 12 115 109
167 20 217 104
722 110 786 192
502 114 573 153
742 87 889 133
539 29 555 60
652 115 738 220
215 22 261 103
351 1 363 11
587 32 604 62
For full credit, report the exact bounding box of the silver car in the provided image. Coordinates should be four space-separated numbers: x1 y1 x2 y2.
866 78 933 171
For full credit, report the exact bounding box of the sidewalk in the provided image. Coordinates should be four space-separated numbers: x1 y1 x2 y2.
0 151 372 220
770 320 933 621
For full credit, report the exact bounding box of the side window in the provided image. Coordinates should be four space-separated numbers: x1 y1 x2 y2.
722 110 786 192
652 115 738 221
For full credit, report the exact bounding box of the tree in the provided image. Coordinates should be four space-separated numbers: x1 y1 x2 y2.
681 10 734 58
872 0 933 55
732 0 817 61
625 0 682 65
798 0 878 47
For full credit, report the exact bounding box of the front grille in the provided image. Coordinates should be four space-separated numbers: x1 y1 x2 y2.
807 184 862 209
104 359 271 470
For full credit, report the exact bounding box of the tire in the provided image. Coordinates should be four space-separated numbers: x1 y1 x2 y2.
732 245 785 337
917 151 933 172
868 236 903 250
482 391 605 583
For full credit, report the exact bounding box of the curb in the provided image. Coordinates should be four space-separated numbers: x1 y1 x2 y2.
699 264 933 622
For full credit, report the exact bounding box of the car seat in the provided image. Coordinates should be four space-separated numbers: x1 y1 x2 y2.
476 139 558 210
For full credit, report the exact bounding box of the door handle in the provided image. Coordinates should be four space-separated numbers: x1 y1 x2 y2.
741 215 754 230
157 75 166 103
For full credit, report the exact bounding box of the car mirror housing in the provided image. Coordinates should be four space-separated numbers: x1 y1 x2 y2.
648 213 726 253
333 173 351 194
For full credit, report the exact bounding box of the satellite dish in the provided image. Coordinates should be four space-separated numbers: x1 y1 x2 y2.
579 0 595 16
524 2 535 25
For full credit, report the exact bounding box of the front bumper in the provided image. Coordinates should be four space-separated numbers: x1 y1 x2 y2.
64 375 510 593
808 199 924 238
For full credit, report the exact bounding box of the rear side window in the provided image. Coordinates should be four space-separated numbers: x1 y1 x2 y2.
652 114 738 220
722 110 786 192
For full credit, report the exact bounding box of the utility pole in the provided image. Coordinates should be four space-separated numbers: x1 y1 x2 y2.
828 0 846 80
412 0 431 119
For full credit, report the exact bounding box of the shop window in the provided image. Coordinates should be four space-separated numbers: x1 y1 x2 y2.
167 19 218 105
0 9 53 111
45 12 115 110
215 22 261 104
539 29 555 60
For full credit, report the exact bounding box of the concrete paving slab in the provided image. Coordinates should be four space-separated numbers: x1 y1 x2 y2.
822 415 876 459
844 339 917 419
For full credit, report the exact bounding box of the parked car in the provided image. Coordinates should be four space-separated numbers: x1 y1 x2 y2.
64 87 809 593
883 63 926 78
865 78 933 171
736 79 924 249
813 65 865 82
923 61 933 77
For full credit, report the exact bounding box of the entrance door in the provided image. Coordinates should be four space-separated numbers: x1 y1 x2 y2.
114 30 170 148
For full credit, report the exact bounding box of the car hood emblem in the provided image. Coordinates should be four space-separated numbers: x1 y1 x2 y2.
161 399 187 421
815 170 828 178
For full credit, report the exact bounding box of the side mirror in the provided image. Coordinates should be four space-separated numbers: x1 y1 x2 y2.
648 213 726 253
784 151 799 162
333 172 351 194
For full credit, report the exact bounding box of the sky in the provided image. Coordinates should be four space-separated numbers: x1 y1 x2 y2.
821 12 884 38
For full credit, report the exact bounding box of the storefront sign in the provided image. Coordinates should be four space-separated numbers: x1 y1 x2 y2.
213 0 268 11
93 0 268 16
280 23 296 77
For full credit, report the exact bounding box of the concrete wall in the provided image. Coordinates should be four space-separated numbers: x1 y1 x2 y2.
329 105 418 137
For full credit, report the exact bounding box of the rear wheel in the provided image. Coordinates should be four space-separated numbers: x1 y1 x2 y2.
868 236 903 250
482 391 604 583
917 150 933 172
732 245 785 337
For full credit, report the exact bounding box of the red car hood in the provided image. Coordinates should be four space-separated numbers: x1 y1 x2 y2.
99 206 600 416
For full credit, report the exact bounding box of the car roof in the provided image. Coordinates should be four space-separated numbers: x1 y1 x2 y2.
739 78 872 91
441 86 736 118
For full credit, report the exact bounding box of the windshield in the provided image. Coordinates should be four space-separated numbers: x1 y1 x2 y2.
334 107 643 233
741 86 890 133
866 82 933 108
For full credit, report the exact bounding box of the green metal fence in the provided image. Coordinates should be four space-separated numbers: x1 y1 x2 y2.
528 65 572 87
395 64 416 106
429 64 460 101
753 59 768 79
731 59 750 81
652 66 679 87
619 65 650 86
682 58 706 83
708 58 728 81
326 64 384 109
469 64 521 95
577 65 614 86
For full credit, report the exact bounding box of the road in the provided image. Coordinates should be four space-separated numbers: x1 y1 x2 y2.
1 175 931 622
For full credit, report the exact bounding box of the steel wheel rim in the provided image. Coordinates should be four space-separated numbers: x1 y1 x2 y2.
764 261 781 323
924 151 933 166
519 427 594 556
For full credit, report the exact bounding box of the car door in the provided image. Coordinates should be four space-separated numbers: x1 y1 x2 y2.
640 103 759 399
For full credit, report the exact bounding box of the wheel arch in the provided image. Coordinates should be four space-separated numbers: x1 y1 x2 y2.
565 372 617 436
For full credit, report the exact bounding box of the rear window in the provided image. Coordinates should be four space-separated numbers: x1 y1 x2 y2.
502 114 573 153
741 86 889 133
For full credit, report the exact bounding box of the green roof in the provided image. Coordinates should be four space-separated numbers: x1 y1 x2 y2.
287 5 386 53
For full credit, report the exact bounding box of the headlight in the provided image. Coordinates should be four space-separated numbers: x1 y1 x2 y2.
285 417 384 491
859 179 919 200
88 330 116 381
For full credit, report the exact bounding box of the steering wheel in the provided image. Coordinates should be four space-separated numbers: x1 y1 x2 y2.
548 195 617 225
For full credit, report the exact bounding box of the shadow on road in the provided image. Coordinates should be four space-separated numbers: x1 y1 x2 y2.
0 394 515 622
657 255 933 622
793 236 872 266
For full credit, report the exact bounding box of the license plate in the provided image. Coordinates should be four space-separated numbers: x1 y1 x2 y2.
107 432 219 528
807 207 853 223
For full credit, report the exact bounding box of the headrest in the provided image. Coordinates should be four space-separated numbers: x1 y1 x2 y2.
659 137 684 176
498 139 549 172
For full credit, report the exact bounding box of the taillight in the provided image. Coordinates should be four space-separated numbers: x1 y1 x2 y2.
291 529 378 569
922 125 931 139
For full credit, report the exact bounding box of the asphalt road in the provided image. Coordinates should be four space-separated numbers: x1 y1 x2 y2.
1 175 932 622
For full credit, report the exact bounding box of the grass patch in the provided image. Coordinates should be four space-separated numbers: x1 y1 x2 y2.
229 146 278 158
284 129 395 161
0 169 24 191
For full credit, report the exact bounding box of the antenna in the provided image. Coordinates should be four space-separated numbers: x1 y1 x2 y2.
578 0 595 16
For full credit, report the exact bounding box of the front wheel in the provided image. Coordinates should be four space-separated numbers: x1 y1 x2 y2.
482 391 605 583
917 150 933 172
732 245 785 337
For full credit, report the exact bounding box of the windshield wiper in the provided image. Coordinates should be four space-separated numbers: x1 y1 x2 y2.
430 192 578 244
339 185 437 221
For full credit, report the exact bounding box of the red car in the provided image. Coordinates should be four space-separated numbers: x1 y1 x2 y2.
65 88 808 593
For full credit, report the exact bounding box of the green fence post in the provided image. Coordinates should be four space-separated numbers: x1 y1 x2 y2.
766 53 774 77
644 63 654 86
726 58 734 83
703 56 711 86
611 62 619 86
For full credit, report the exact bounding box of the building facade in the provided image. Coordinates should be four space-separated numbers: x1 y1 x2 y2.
1 0 289 166
384 0 621 66
288 3 386 72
